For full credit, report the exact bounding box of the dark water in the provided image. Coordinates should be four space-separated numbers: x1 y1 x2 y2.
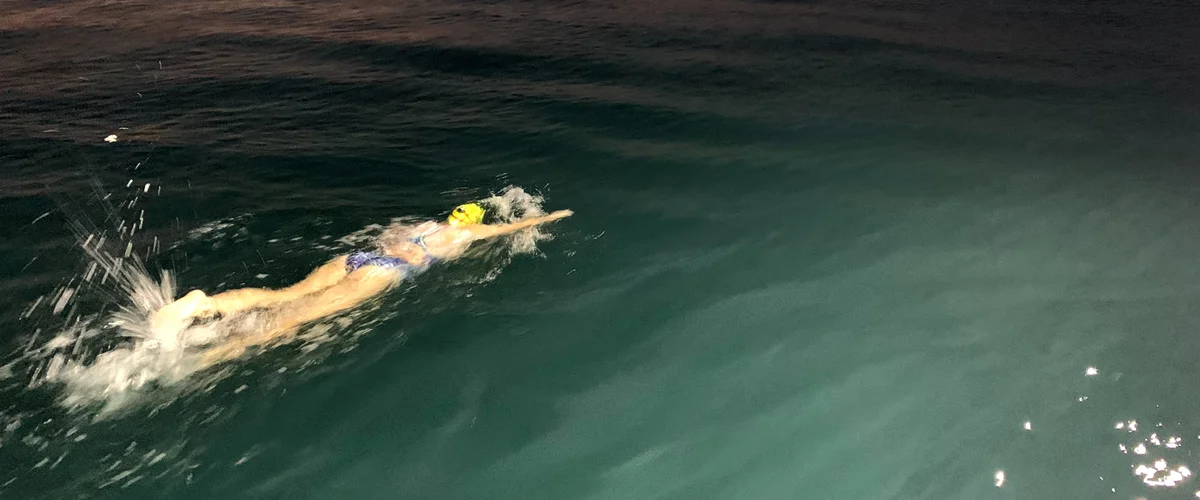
3 0 1200 498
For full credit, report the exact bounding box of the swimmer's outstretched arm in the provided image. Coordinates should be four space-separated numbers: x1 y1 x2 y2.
466 210 573 240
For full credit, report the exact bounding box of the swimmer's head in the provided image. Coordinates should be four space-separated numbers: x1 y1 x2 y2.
447 203 485 226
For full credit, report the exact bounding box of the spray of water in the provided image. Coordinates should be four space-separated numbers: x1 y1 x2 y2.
34 207 199 414
480 185 552 253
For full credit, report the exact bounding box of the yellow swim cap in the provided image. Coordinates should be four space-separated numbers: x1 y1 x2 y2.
447 203 485 226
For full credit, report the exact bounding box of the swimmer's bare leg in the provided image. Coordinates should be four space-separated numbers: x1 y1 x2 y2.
205 256 352 315
151 256 350 329
196 268 400 368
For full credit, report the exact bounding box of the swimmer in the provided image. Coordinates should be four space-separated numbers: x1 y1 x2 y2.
149 202 573 365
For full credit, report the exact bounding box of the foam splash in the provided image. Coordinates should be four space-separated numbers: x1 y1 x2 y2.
35 226 202 414
0 175 194 415
480 185 552 254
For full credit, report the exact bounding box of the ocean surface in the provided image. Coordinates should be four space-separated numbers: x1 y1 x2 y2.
2 0 1200 498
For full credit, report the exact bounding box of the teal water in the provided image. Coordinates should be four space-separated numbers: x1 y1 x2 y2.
3 1 1200 498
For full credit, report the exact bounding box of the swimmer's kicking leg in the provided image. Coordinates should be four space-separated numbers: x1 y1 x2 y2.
149 256 351 336
196 267 400 367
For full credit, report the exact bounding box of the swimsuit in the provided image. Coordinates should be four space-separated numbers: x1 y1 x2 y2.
345 222 444 274
344 252 411 273
409 222 442 263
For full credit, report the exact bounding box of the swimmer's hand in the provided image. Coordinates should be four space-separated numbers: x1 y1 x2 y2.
548 209 573 220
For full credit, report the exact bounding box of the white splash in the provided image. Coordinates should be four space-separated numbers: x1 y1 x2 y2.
480 186 551 254
34 228 203 413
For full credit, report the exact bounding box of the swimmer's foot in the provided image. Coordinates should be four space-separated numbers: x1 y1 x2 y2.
148 290 215 348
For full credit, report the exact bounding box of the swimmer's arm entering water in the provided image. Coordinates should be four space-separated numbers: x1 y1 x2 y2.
466 210 573 240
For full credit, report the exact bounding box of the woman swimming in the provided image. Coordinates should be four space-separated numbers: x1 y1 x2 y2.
149 202 573 366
